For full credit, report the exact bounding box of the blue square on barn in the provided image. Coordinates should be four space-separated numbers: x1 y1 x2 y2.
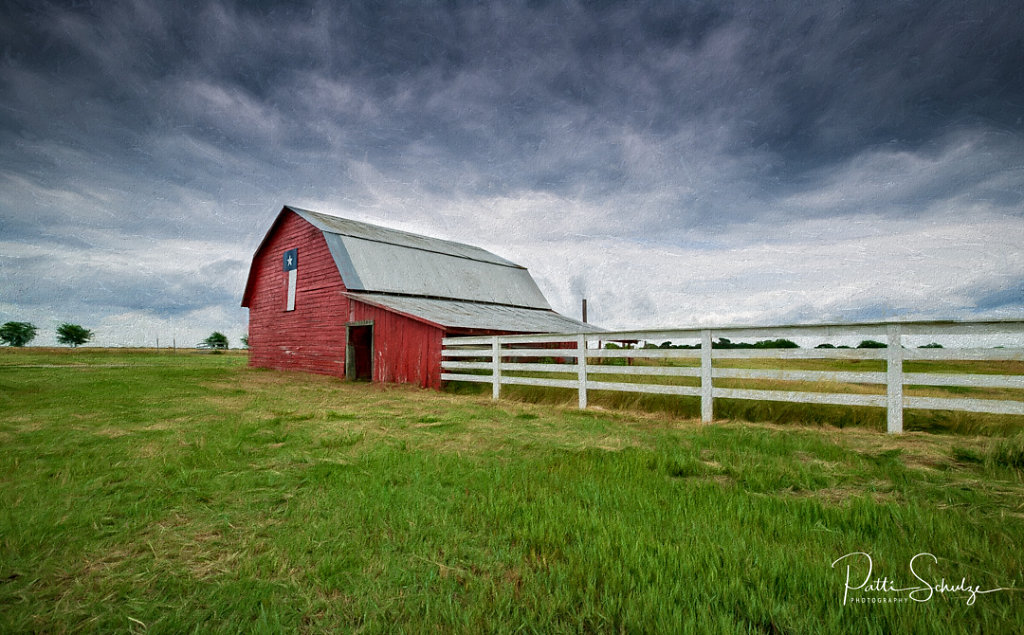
282 248 297 271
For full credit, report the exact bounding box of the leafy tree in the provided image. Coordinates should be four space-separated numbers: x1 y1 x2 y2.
714 338 800 349
815 343 836 349
0 321 38 347
710 337 732 349
753 338 799 349
857 340 886 349
919 342 943 348
240 335 249 348
604 342 635 350
203 332 229 350
56 323 93 347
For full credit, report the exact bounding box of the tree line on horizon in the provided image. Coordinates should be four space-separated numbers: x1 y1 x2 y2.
0 322 249 351
0 322 93 347
4 321 950 351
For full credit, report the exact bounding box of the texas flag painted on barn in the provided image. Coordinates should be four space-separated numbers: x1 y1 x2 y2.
282 248 297 311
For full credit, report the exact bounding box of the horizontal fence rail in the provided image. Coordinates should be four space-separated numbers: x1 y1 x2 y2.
440 319 1024 433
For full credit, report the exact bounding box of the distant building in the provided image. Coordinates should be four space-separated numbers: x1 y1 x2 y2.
241 205 597 388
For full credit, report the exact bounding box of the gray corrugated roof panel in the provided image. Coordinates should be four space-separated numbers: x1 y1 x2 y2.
345 293 603 333
244 205 560 310
324 233 551 309
288 206 519 267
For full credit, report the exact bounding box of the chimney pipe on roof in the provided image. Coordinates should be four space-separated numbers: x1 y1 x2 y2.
582 298 588 324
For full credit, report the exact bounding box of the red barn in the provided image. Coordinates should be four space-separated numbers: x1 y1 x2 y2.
241 205 596 388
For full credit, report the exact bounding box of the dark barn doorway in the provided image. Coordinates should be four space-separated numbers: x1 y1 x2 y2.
345 322 374 381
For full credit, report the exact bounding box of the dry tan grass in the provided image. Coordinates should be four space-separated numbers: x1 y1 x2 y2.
785 483 899 505
92 426 132 438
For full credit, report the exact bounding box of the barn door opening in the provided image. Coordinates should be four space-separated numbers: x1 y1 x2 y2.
345 322 374 381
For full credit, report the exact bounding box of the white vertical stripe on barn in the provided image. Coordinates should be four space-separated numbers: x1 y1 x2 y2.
287 268 297 311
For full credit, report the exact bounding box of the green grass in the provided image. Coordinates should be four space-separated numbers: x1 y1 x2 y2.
1 348 1022 632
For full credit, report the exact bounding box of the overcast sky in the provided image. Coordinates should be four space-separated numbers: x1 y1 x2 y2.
1 0 1022 347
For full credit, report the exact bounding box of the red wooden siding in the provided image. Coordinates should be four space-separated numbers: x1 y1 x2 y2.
348 299 445 389
246 211 349 376
243 208 534 389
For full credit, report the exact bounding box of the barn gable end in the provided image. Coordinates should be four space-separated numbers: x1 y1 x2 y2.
244 210 349 377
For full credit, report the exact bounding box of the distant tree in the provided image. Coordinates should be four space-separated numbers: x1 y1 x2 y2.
919 342 943 348
815 343 836 349
203 332 229 350
857 340 886 349
0 321 38 347
56 323 93 347
753 339 799 349
713 338 799 349
605 341 636 349
240 335 249 348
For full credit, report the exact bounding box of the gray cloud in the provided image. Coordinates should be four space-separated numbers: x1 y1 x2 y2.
2 245 246 315
1 0 1021 342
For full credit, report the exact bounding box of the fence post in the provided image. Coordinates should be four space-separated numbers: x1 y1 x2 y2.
701 329 713 422
491 336 501 400
886 324 903 434
577 334 588 409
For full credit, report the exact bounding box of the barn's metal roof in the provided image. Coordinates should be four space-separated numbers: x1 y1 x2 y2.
289 206 551 309
290 207 519 267
346 293 603 333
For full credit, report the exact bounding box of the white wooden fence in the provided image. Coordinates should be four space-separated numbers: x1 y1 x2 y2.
440 319 1024 434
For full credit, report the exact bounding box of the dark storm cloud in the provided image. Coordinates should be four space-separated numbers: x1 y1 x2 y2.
6 1 1021 203
1 0 1022 339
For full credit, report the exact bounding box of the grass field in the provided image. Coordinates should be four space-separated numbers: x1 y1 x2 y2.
1 348 1022 632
